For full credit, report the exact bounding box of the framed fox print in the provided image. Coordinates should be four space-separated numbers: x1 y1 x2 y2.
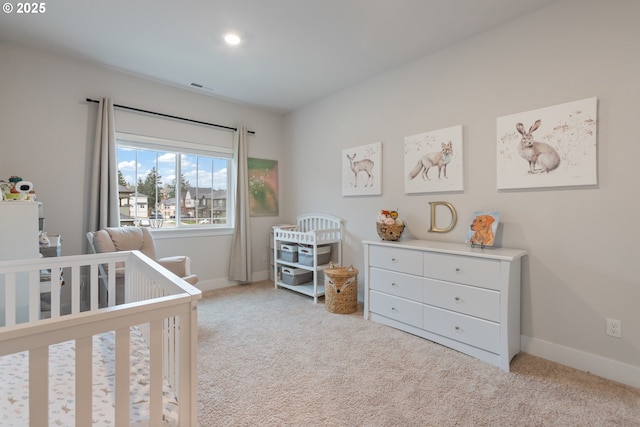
497 97 597 190
404 125 463 194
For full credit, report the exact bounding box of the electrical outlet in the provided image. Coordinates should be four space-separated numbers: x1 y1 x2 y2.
606 318 621 338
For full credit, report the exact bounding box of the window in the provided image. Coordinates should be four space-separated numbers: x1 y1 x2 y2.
116 133 234 230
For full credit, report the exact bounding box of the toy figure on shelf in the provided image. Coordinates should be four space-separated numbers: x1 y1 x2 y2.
39 231 51 247
0 181 10 200
3 176 34 200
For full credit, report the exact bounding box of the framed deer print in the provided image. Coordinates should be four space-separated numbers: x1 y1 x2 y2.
497 97 597 190
342 142 382 196
404 125 464 194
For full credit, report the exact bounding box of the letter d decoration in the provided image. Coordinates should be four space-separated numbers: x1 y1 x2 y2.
428 201 457 233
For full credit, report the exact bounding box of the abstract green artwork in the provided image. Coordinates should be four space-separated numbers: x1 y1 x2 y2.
248 158 279 216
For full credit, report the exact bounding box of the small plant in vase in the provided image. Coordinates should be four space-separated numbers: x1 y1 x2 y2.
376 209 405 241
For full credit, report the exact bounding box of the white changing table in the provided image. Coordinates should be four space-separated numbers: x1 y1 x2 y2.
273 214 343 303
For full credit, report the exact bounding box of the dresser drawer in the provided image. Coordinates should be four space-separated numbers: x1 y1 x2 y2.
369 245 423 275
423 305 499 353
369 268 424 301
423 278 500 322
423 252 501 290
370 291 422 328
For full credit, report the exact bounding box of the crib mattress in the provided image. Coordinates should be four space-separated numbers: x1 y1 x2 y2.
0 326 179 427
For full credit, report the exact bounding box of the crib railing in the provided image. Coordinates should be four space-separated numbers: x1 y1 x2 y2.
297 213 343 235
273 227 342 245
0 251 201 426
273 213 343 245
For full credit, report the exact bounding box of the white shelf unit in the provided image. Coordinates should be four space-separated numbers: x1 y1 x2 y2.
0 201 39 324
273 214 343 303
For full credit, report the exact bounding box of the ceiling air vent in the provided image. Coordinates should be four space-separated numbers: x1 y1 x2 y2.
189 82 216 92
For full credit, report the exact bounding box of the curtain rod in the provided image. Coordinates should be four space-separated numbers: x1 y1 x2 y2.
85 98 255 135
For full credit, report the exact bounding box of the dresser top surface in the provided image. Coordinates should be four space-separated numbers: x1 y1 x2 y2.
363 239 527 261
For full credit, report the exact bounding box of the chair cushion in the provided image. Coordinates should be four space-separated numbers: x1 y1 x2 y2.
139 228 158 260
182 274 199 285
158 256 188 277
92 229 117 254
106 227 145 251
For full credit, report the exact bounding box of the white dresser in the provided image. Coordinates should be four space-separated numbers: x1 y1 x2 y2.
363 239 526 371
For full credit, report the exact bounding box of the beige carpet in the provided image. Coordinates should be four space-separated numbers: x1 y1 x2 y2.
197 281 640 426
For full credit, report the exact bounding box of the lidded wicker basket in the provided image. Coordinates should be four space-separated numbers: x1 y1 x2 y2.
376 223 405 241
324 264 358 314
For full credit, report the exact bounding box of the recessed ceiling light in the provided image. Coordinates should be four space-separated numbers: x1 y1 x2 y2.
224 33 241 46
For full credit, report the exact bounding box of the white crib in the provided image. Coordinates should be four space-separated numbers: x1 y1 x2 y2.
0 250 201 426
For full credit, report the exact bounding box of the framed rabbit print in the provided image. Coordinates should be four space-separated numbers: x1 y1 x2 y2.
497 97 597 190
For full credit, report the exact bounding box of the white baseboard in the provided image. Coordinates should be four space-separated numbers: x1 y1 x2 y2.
521 335 640 389
251 269 269 282
195 269 271 293
196 278 235 293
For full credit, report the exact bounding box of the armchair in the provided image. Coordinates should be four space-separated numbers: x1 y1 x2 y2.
87 227 198 304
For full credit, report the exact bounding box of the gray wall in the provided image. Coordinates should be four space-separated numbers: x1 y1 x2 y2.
0 41 287 289
283 0 640 386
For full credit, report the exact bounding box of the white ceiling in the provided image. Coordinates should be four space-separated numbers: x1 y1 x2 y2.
0 0 559 113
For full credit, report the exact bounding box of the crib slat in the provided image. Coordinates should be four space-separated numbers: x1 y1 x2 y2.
4 273 16 326
107 261 116 307
179 312 189 425
115 327 130 427
90 264 99 311
50 267 62 318
165 316 176 387
89 264 101 311
180 306 199 427
149 319 163 427
75 336 92 427
71 265 81 314
28 270 39 322
29 346 49 427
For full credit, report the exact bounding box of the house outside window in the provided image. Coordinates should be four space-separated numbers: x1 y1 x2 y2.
115 133 234 230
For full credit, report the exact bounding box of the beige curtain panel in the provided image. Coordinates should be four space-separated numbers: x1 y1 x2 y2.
228 126 252 282
88 97 120 233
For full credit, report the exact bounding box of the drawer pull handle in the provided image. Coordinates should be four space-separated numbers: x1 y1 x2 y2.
391 307 397 311
455 326 460 331
391 282 398 287
454 297 460 301
455 268 461 272
391 258 398 262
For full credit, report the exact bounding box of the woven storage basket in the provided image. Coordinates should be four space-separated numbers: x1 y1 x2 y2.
376 223 405 241
324 264 358 314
